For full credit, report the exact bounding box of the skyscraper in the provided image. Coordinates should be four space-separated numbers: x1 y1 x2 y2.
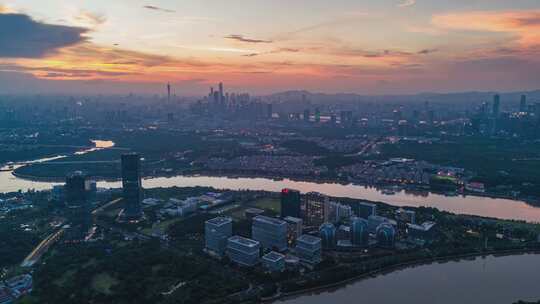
303 192 328 227
218 82 224 104
281 188 301 218
121 153 143 220
493 94 500 118
520 95 527 113
167 82 171 102
65 171 91 241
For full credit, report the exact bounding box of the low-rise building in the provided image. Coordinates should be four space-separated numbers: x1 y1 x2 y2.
227 236 261 266
295 234 322 266
262 251 286 272
205 217 233 257
252 216 288 252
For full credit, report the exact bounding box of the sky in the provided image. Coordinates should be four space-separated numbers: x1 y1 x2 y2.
0 0 539 95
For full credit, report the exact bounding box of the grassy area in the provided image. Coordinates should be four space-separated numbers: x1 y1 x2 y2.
248 197 280 214
91 273 118 295
141 218 183 235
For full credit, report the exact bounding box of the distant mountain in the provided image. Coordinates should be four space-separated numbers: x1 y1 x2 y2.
265 90 540 105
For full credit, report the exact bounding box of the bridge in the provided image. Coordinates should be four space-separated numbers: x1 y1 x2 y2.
21 228 65 267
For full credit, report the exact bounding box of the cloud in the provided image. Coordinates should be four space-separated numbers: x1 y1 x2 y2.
143 5 175 13
73 10 107 26
417 48 437 55
432 10 540 46
397 0 416 8
0 13 88 58
224 34 273 44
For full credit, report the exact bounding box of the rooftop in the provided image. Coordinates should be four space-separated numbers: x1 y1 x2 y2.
284 216 302 223
228 235 260 247
297 234 321 244
253 215 286 226
206 216 232 226
263 251 285 262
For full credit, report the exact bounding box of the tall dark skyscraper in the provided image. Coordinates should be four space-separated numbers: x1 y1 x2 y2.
121 153 143 220
167 82 171 102
520 95 527 113
280 188 301 218
493 94 500 117
65 171 91 240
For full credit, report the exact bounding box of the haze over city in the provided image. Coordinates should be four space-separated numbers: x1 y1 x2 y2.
2 2 540 304
1 0 540 95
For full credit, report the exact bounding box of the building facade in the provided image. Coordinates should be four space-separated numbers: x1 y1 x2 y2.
205 217 233 257
252 215 288 252
227 236 261 266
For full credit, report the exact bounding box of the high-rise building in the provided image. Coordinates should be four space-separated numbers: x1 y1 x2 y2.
303 109 310 122
295 234 322 266
319 222 337 249
218 82 224 104
252 216 288 252
205 217 233 257
303 192 328 227
351 217 369 247
520 95 527 113
65 171 91 241
226 236 260 266
315 108 321 123
493 94 500 118
376 223 396 248
325 201 353 223
121 153 143 220
281 188 301 218
355 202 377 219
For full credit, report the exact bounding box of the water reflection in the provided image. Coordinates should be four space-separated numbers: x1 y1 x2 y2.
278 254 540 304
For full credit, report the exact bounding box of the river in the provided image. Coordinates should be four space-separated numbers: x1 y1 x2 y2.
277 253 540 304
1 140 540 222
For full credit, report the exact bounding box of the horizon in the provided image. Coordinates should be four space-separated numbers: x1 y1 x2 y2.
1 1 540 95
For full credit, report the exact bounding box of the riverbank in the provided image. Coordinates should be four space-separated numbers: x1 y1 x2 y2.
263 248 540 303
11 167 536 206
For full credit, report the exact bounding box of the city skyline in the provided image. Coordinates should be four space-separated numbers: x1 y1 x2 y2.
0 0 539 95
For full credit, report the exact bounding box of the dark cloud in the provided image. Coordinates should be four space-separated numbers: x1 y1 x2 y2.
225 34 272 43
0 13 88 58
143 5 175 13
242 53 259 57
417 48 438 55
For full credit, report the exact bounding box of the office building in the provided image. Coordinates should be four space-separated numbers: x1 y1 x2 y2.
319 223 337 249
262 251 286 272
252 216 288 252
226 236 260 267
376 223 396 249
281 188 301 218
351 217 369 247
284 216 303 246
65 171 91 241
355 202 377 219
295 234 322 266
493 94 500 118
303 109 310 122
205 217 233 257
326 201 353 223
121 153 143 220
303 192 328 227
520 95 527 113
